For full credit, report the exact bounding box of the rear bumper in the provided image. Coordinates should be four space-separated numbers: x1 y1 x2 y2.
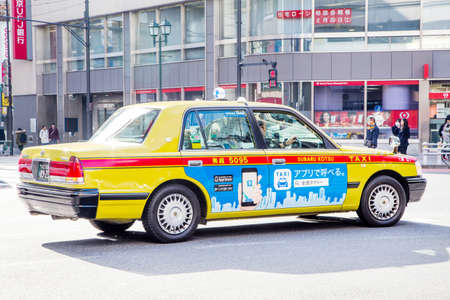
406 177 427 203
17 183 98 219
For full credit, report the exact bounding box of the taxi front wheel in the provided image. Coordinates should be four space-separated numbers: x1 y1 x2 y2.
357 175 406 227
142 184 201 243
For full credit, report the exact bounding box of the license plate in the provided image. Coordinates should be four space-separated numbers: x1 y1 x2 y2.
36 162 49 182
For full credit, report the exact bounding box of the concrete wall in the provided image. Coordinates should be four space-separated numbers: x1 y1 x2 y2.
13 95 38 147
217 50 449 84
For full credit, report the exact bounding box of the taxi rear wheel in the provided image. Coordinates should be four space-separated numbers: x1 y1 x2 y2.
142 184 200 243
357 175 406 227
89 220 135 235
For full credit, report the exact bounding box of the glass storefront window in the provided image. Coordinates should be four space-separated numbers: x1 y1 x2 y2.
185 1 205 44
136 10 156 50
137 93 157 103
314 37 364 52
162 90 182 101
284 82 312 119
185 90 205 100
250 0 312 36
218 43 247 58
91 58 105 69
367 84 419 139
422 35 450 49
67 22 84 71
314 84 365 140
368 36 420 51
136 53 156 65
219 0 247 40
423 0 450 30
68 60 84 72
249 39 300 55
185 47 205 60
314 0 365 33
249 83 282 104
107 56 123 68
162 50 181 63
161 7 181 47
43 28 56 60
90 18 105 55
368 0 420 31
107 15 123 53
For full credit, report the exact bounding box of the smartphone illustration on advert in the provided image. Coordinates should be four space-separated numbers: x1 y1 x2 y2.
241 168 258 207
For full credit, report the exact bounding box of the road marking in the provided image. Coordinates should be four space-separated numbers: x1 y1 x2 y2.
413 249 437 256
194 240 286 249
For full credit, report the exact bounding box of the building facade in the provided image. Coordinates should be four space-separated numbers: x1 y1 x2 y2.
9 0 450 152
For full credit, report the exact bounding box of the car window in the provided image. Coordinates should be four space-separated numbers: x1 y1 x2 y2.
254 111 325 149
182 111 207 150
183 109 256 150
90 107 159 143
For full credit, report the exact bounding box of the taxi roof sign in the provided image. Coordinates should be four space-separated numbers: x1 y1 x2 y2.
213 87 226 100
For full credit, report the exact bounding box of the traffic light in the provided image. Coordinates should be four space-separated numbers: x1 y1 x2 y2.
268 68 278 88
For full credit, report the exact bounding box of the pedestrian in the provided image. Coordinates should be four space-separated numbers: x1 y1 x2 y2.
391 118 401 137
439 115 450 144
365 116 379 149
48 123 60 144
15 128 27 152
0 127 5 155
39 125 49 145
398 118 410 155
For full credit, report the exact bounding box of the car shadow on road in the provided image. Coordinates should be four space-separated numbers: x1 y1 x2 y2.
42 216 450 276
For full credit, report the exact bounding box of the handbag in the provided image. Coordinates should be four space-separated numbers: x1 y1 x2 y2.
364 139 371 147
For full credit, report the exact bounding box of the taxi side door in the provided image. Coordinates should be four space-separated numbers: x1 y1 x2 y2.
180 108 268 215
251 109 348 211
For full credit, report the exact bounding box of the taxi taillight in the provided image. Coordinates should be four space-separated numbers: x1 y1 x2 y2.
18 154 32 174
49 156 84 184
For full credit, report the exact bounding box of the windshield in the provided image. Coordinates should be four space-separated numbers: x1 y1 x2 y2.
90 107 159 143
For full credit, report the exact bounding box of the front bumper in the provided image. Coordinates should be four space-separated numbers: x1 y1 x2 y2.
17 183 99 219
406 177 427 203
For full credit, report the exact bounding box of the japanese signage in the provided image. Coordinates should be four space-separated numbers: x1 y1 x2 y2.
277 8 352 24
12 0 31 60
315 8 352 25
277 10 312 19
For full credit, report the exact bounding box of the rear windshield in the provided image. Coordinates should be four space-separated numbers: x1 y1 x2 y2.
90 107 159 143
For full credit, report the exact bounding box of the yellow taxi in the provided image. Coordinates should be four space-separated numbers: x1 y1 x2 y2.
18 101 426 243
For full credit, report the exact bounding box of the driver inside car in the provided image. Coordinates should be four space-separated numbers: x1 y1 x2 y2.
257 119 298 149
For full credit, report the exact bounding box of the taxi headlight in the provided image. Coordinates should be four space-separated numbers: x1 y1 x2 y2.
415 160 423 177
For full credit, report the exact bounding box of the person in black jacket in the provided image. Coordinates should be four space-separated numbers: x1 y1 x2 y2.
365 116 379 148
391 118 401 137
398 118 410 154
439 115 450 144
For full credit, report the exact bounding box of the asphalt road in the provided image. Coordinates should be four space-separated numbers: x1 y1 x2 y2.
1 156 450 300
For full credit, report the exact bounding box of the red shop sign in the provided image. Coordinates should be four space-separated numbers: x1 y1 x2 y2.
429 92 450 100
136 89 157 94
184 86 205 92
367 80 419 86
12 0 28 60
314 81 364 86
277 10 312 19
219 84 247 89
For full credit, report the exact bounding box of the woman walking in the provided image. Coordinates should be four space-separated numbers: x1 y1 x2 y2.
365 116 379 149
398 118 410 154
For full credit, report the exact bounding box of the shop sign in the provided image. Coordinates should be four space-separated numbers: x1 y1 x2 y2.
436 103 446 119
315 8 352 25
314 81 364 86
219 84 247 89
429 92 450 100
277 10 312 19
12 0 29 60
136 89 156 94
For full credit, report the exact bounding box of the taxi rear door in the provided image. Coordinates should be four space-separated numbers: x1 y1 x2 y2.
180 108 268 214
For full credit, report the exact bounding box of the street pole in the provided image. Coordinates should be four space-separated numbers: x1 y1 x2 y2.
84 0 92 138
236 0 242 98
5 0 13 155
158 36 162 101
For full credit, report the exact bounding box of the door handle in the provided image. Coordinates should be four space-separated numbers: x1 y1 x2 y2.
272 158 286 165
188 160 203 167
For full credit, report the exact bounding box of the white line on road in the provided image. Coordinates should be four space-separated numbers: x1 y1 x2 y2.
194 240 286 249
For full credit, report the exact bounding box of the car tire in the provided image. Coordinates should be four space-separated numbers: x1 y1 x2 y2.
89 219 135 235
357 175 406 227
142 184 200 243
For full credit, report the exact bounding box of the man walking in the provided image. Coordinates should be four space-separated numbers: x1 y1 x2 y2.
48 123 60 144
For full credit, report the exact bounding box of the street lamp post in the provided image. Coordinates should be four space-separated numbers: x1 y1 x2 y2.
149 19 171 101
